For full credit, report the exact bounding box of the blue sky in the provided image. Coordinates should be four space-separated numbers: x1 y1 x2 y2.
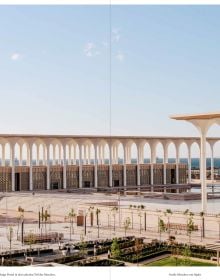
1 5 220 137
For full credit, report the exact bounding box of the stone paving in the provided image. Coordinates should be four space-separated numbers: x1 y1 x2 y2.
1 191 220 253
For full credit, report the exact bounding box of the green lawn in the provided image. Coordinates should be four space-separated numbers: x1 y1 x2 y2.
145 257 216 267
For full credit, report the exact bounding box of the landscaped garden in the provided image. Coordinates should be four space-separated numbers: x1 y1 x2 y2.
145 257 216 266
1 236 219 266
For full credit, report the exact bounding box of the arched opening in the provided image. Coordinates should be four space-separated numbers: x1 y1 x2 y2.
179 142 188 164
22 143 28 165
143 142 151 163
14 143 20 166
32 143 37 165
117 143 124 164
38 144 44 165
155 142 164 163
167 142 176 164
213 140 220 180
190 142 200 180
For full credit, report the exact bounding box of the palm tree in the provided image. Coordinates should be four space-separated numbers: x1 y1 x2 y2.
165 209 173 238
41 208 50 235
111 206 118 232
123 217 131 236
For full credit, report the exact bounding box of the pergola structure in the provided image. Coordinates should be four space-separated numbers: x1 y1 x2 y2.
206 243 220 266
170 112 220 213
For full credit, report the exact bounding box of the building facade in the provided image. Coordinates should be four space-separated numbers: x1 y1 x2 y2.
0 134 219 192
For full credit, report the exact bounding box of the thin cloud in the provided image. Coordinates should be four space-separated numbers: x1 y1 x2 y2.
101 41 108 48
84 42 99 57
112 28 121 43
10 52 22 61
116 51 125 62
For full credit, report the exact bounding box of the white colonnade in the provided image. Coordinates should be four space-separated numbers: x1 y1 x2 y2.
0 134 219 192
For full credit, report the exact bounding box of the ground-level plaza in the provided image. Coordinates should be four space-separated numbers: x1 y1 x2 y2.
1 191 220 249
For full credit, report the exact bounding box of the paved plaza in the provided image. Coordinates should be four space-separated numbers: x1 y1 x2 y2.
1 191 220 253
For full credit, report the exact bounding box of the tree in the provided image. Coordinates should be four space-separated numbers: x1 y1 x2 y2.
164 209 173 238
17 206 24 241
137 205 145 234
158 217 166 242
96 208 101 238
26 231 36 251
182 245 191 266
79 234 87 258
111 238 121 259
111 206 118 232
41 207 50 235
134 238 144 266
7 226 14 253
123 217 131 236
65 208 76 241
186 212 195 245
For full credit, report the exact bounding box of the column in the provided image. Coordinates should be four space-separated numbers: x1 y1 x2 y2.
63 144 67 189
163 147 168 185
137 146 142 186
1 144 5 166
19 145 23 166
188 145 192 184
79 145 82 188
83 145 86 165
94 144 98 188
127 147 131 163
43 145 46 165
150 146 155 185
58 145 61 165
98 146 102 164
109 144 112 187
123 146 127 187
46 145 50 190
10 144 15 191
29 144 33 191
200 132 207 212
73 145 76 164
211 144 214 182
53 145 56 165
68 145 72 165
176 147 179 184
